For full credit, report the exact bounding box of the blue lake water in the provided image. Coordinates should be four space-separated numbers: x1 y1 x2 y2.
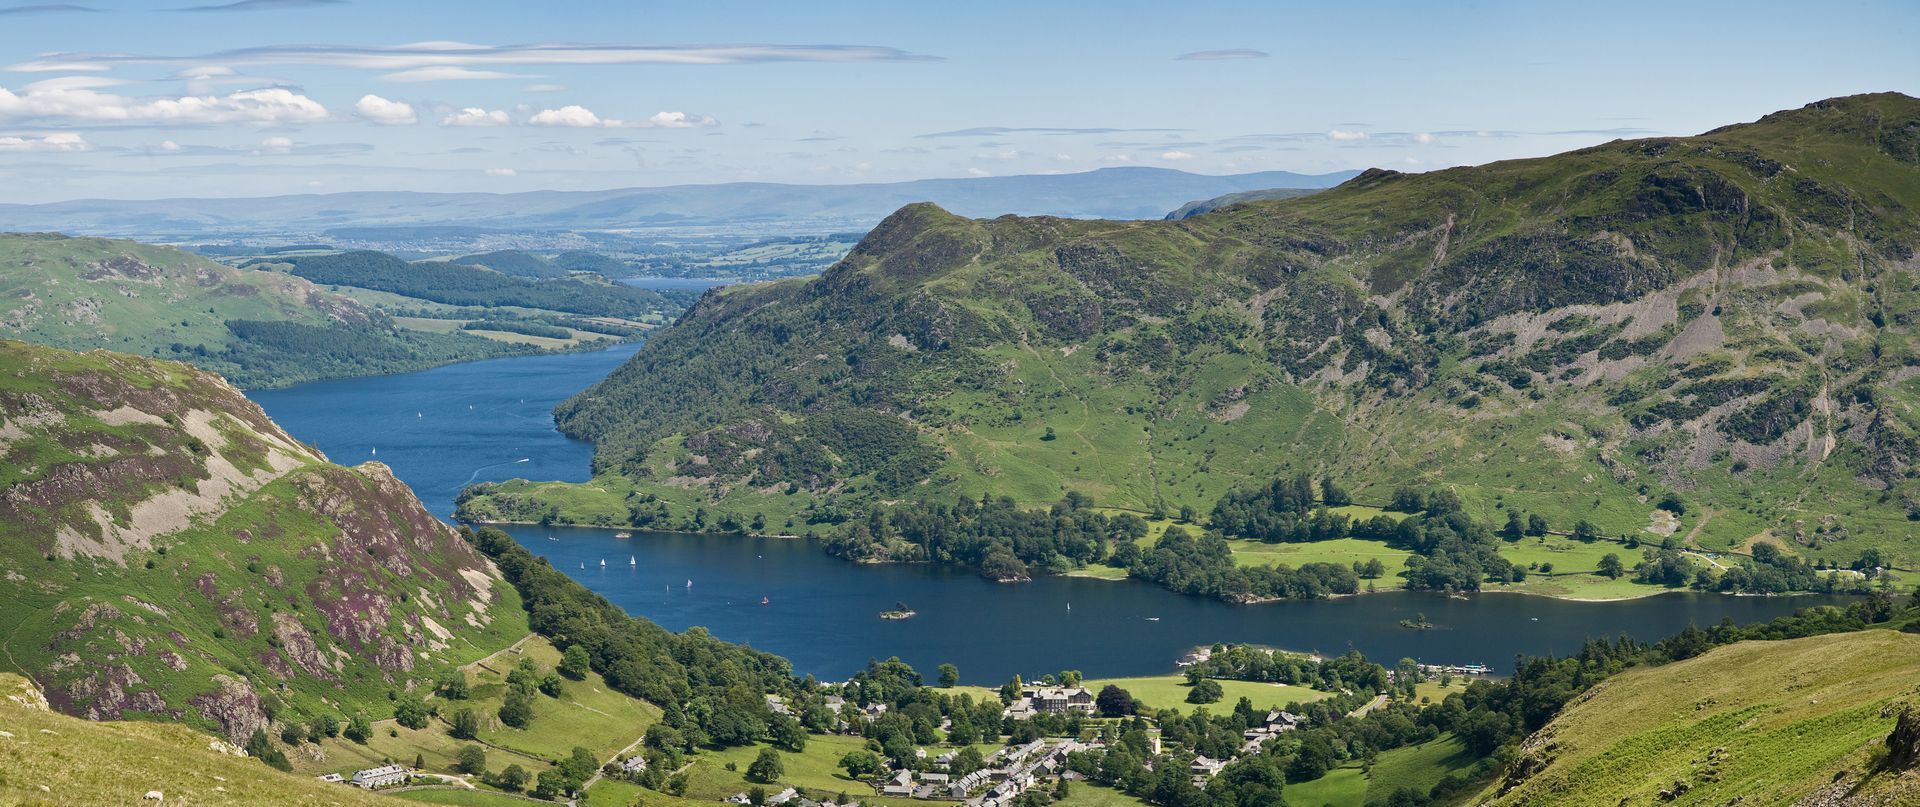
249 344 1855 684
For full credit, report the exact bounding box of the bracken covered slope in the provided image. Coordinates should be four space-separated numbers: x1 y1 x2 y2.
0 339 526 741
466 93 1920 566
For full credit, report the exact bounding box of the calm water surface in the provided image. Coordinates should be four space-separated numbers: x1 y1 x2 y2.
249 345 1853 683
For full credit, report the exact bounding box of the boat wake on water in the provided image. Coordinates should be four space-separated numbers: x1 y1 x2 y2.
462 457 533 487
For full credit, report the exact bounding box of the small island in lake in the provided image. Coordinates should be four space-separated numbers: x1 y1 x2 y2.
880 601 917 620
1399 612 1435 630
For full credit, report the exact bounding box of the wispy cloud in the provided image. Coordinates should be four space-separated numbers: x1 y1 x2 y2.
0 83 329 125
381 66 531 82
439 107 509 127
179 0 345 11
9 41 939 73
0 3 97 15
0 132 89 151
918 125 1183 139
1174 49 1269 61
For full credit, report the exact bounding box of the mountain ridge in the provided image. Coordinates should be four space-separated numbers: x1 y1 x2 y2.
461 93 1920 577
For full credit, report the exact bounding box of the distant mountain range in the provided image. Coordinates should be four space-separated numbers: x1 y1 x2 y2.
0 167 1360 240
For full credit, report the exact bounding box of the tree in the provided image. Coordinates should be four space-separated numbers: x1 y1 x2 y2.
499 688 536 728
840 750 883 778
1320 476 1351 507
746 747 784 783
1502 510 1526 541
344 713 372 744
1186 679 1224 704
938 663 960 688
1361 558 1386 579
450 708 481 740
1287 734 1336 783
497 764 530 793
436 671 469 700
1096 685 1136 717
1572 520 1600 542
771 715 807 753
456 744 488 775
394 697 430 730
558 644 591 680
1598 553 1625 579
539 671 566 698
311 713 340 740
1526 514 1550 536
245 728 292 772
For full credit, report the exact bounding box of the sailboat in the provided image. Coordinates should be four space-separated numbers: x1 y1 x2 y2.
761 596 770 605
599 559 606 568
685 579 693 589
629 556 637 566
1066 602 1072 612
370 447 376 456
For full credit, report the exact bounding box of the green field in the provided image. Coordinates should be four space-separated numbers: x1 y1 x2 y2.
1083 675 1330 713
389 789 544 806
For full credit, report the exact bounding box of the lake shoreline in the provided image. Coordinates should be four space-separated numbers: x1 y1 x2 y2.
468 518 1848 606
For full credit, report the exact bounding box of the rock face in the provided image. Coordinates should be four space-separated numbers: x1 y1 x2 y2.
0 339 525 740
1889 704 1920 769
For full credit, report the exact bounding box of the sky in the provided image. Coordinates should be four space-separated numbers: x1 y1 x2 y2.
0 0 1914 203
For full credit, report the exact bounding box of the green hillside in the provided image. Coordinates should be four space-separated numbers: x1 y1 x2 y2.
0 339 527 742
1483 629 1920 806
0 673 400 807
463 93 1920 580
0 233 542 388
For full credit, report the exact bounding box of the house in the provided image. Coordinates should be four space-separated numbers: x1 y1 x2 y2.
1265 710 1303 731
1029 686 1095 715
823 695 847 713
861 703 889 721
1189 756 1227 777
935 749 959 766
619 755 648 773
768 787 799 804
349 764 408 789
920 772 951 784
726 793 753 805
316 773 344 784
766 694 793 716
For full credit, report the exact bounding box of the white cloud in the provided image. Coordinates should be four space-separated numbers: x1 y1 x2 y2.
158 139 181 151
0 132 89 152
22 75 123 92
439 106 510 127
528 105 614 127
381 66 529 83
1160 150 1196 161
353 93 416 125
1100 153 1132 163
1327 128 1370 142
8 42 937 73
523 83 566 93
966 167 990 177
973 147 1020 161
1051 153 1073 161
644 110 716 129
1414 132 1435 144
484 167 516 176
0 84 328 124
258 135 294 154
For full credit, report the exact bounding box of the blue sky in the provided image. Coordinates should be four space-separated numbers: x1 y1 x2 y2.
0 0 1913 202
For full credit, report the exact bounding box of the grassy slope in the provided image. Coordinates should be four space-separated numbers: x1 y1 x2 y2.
292 635 659 779
0 233 528 388
0 339 526 740
1484 630 1920 806
0 674 397 807
468 93 1920 579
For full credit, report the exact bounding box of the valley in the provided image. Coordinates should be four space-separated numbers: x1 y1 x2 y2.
1 72 1917 807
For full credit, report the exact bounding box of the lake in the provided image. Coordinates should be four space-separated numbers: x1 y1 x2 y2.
619 276 737 292
249 345 1855 684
